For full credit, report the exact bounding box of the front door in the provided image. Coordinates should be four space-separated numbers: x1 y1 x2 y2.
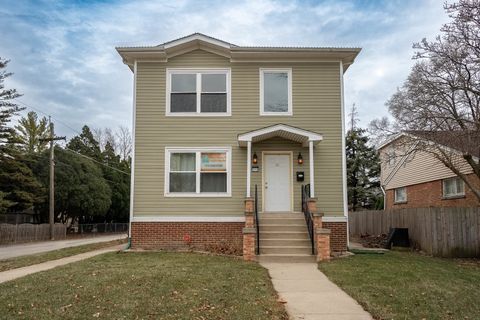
264 154 291 212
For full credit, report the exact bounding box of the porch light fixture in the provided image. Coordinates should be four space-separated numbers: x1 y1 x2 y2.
297 152 303 165
252 152 258 165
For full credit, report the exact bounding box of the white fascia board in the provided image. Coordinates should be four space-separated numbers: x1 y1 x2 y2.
163 34 232 49
238 124 323 144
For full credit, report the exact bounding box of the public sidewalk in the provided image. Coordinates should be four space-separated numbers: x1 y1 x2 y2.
260 262 372 320
0 244 123 284
0 234 126 260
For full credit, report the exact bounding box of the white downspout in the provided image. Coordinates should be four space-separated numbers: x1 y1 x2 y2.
246 140 251 198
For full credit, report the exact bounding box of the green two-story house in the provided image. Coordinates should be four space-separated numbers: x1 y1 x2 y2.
117 33 360 261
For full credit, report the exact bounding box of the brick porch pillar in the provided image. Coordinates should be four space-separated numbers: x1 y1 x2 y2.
308 198 331 261
243 197 256 261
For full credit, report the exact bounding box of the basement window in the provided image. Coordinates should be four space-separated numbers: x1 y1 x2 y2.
167 69 231 116
165 147 231 197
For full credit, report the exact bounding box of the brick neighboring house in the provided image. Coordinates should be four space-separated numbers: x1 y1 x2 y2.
379 131 480 210
116 33 360 261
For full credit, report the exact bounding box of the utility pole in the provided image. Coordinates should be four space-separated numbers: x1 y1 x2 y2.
40 117 65 240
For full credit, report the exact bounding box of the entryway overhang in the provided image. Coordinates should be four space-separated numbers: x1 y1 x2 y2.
238 124 323 198
237 124 323 147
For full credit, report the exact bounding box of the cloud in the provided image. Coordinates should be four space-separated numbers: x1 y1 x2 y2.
0 0 450 137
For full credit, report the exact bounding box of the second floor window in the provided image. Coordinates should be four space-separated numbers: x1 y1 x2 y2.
260 68 292 115
167 69 231 116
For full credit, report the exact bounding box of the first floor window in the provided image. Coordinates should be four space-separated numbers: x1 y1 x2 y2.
443 177 465 198
394 187 407 203
166 148 230 196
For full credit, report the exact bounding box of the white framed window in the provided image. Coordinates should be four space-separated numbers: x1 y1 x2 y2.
166 69 231 116
165 147 231 197
443 177 465 198
260 68 292 116
394 187 407 203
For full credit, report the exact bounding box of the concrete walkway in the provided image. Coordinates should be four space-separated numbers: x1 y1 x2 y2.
0 234 126 260
0 244 124 284
260 262 372 320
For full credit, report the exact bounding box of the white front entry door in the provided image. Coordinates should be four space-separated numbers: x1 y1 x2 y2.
264 154 291 212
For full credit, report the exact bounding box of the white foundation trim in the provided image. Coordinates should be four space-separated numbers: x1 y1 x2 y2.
132 216 245 222
322 216 348 223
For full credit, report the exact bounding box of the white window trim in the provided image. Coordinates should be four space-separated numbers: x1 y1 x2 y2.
394 187 407 203
165 147 232 197
259 68 293 116
166 68 231 116
442 177 465 198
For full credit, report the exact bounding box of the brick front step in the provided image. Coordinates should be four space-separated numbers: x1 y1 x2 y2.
257 254 315 263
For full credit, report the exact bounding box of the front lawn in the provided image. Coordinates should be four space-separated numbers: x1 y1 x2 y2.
319 251 480 320
0 252 287 320
0 239 126 272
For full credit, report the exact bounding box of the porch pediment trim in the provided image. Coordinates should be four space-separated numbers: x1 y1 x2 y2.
238 124 323 147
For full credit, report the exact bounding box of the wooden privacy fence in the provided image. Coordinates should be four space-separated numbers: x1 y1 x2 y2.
348 207 480 258
0 224 66 244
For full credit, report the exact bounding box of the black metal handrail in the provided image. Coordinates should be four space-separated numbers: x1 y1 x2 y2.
254 184 260 255
302 184 315 255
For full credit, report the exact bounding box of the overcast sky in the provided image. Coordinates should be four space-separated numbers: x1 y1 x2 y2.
1 0 450 138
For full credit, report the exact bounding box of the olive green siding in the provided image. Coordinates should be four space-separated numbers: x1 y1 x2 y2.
133 49 344 217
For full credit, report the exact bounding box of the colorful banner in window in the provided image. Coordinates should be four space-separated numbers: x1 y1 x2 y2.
201 153 226 171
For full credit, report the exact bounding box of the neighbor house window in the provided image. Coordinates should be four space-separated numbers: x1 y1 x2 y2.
167 69 230 116
260 68 292 115
443 177 465 198
394 187 407 203
165 147 231 196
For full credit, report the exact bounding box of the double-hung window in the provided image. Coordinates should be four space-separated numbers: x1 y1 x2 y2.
167 69 230 116
443 177 465 198
166 147 231 197
394 187 407 203
260 68 292 115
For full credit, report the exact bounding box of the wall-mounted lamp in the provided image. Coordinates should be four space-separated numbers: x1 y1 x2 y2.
252 152 258 165
297 152 303 165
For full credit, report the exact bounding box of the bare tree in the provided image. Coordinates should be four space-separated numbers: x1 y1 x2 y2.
93 128 106 151
116 125 132 160
370 0 480 201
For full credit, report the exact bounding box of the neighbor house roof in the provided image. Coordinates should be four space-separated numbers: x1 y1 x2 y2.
116 32 361 71
378 130 480 158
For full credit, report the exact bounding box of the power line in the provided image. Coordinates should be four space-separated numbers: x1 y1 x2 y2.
14 98 84 137
62 147 130 176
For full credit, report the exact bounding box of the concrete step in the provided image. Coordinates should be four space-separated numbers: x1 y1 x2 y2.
261 231 310 240
257 254 316 263
261 212 303 218
261 246 313 255
260 238 312 247
260 224 307 232
259 217 305 225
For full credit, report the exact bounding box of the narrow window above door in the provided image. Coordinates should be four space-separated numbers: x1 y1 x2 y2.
166 69 231 116
260 68 292 116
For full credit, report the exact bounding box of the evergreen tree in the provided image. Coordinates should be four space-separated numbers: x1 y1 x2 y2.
346 128 381 211
102 141 130 222
66 125 102 161
14 111 49 153
0 58 44 213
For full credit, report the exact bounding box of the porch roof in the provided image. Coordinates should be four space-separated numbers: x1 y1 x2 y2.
237 124 323 147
